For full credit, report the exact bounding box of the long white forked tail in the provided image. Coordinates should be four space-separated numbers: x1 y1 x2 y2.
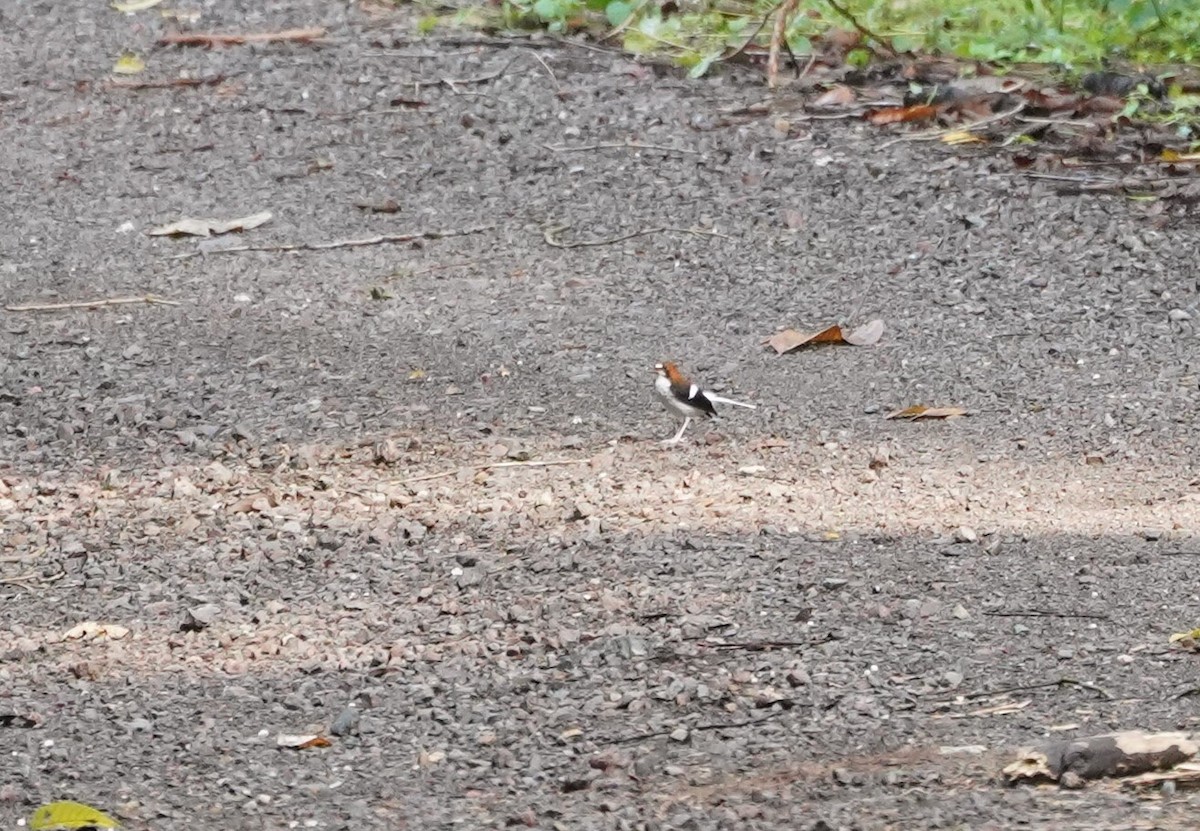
707 395 756 409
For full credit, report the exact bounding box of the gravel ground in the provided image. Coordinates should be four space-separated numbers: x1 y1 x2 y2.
4 1 1200 829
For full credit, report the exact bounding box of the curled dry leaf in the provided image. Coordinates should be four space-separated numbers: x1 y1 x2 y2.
277 733 332 749
148 211 272 238
885 405 969 420
765 319 884 355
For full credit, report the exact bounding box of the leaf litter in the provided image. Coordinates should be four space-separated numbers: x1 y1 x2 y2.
148 211 272 238
765 319 884 354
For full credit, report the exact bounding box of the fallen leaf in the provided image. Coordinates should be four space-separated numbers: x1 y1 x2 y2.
111 0 162 11
355 199 402 214
765 319 884 354
277 733 332 749
867 104 938 125
843 319 885 346
29 800 119 830
63 621 130 641
407 368 427 381
813 84 855 107
1160 149 1200 163
885 405 969 420
147 211 272 237
111 51 145 75
941 130 985 145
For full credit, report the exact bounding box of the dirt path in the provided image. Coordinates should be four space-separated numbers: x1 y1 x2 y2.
3 1 1200 828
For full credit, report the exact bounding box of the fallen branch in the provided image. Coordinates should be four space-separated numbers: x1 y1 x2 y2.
543 140 699 155
543 224 730 249
157 27 327 48
5 295 180 312
701 640 808 651
394 458 590 487
169 224 496 260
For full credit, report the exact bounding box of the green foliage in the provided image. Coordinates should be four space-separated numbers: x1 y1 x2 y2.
465 0 1200 76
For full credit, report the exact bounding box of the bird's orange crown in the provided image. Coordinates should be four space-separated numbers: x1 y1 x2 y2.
654 361 685 384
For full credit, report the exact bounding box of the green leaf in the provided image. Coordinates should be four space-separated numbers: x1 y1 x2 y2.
29 802 119 831
416 14 439 34
532 0 562 21
687 52 719 78
605 0 634 27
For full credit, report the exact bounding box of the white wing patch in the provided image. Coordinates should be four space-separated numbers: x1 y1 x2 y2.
688 384 700 400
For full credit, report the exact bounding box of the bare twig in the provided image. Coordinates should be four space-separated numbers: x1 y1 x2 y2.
440 59 515 94
526 50 559 88
940 677 1113 703
720 3 780 64
766 0 799 89
543 224 730 249
107 75 228 90
393 458 591 487
823 0 896 56
169 224 495 260
701 640 808 651
983 609 1108 619
5 295 180 312
158 27 327 48
543 140 699 155
605 710 788 745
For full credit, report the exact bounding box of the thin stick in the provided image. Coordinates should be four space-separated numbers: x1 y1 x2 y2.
720 3 780 64
823 0 896 56
526 50 559 88
440 59 515 93
393 458 590 487
983 609 1108 620
543 140 699 155
943 677 1113 702
5 295 180 312
158 27 327 48
107 75 228 90
170 224 496 260
543 224 730 249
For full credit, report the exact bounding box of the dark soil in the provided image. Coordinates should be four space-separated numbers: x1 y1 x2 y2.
4 2 1200 829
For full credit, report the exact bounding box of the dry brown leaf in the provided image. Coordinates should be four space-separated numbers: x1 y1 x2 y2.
867 104 938 125
885 405 969 420
765 319 884 354
63 621 130 641
813 84 855 108
277 733 332 749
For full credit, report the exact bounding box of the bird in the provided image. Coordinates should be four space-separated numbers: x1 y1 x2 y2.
653 361 756 444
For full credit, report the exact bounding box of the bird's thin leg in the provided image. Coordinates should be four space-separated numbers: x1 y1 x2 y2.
663 417 691 445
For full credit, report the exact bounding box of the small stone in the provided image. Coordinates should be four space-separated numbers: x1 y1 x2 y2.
1142 528 1165 541
951 604 970 620
953 526 977 543
821 578 848 591
943 670 963 688
181 603 220 632
330 706 360 737
1168 308 1191 322
669 727 689 742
